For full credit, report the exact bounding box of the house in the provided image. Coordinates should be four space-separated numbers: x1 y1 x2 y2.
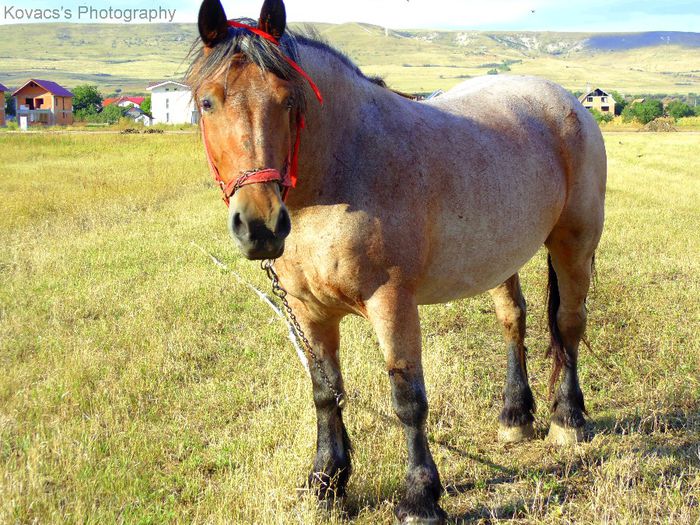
579 88 616 115
124 106 152 126
0 83 7 127
13 79 73 126
146 80 198 125
103 96 145 109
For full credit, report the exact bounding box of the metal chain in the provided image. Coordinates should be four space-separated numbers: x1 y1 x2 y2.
261 260 346 410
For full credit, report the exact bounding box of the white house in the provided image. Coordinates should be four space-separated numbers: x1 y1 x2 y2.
124 106 153 126
578 88 617 115
146 80 198 125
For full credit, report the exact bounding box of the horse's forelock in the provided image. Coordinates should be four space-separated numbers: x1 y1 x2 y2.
185 18 307 111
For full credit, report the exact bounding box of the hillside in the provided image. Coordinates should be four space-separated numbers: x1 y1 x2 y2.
0 23 698 95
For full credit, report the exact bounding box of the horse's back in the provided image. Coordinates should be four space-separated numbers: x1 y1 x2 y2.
413 76 606 303
430 75 606 186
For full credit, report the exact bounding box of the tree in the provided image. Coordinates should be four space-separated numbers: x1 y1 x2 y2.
140 95 151 115
5 92 15 117
72 85 102 114
636 99 664 124
75 104 124 124
666 100 694 120
622 99 663 124
621 105 635 123
97 104 125 124
588 108 613 124
74 108 95 122
608 90 627 116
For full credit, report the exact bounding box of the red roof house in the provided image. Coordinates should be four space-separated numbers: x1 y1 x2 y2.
103 96 145 109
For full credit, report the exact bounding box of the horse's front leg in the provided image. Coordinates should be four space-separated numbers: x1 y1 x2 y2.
368 288 446 524
287 296 352 501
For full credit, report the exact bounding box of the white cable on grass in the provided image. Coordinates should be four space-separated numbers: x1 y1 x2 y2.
191 242 310 375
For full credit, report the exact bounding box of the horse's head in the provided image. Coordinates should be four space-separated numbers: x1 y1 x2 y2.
189 0 312 260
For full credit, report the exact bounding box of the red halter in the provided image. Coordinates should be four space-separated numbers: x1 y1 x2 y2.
200 21 323 207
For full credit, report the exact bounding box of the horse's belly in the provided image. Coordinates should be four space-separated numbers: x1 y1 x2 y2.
415 231 546 304
415 173 564 305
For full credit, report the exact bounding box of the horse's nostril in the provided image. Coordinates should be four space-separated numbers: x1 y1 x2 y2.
275 208 291 239
232 212 244 233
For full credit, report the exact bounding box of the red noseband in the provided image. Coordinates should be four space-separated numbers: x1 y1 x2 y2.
223 168 290 198
199 20 323 207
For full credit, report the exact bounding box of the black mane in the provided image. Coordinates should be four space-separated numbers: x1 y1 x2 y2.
185 19 384 108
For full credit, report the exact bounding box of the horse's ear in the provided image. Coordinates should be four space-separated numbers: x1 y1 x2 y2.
259 0 286 40
198 0 229 48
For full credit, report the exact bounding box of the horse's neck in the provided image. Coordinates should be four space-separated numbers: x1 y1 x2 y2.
286 43 407 208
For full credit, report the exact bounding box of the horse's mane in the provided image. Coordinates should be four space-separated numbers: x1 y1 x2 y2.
185 19 387 109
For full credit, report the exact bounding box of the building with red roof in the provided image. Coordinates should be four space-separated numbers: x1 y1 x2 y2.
13 79 73 126
103 96 146 109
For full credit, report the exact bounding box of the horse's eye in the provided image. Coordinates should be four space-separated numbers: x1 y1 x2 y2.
201 98 212 111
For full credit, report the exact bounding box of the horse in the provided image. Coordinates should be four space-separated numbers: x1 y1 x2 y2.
187 0 606 522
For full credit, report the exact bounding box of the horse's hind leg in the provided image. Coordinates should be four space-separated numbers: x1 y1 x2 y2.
287 297 352 501
367 288 445 524
544 101 605 445
545 232 598 445
489 274 535 442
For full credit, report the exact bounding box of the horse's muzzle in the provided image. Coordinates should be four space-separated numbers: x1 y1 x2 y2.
229 204 291 260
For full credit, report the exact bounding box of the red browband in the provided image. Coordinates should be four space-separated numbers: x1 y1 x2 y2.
200 20 323 207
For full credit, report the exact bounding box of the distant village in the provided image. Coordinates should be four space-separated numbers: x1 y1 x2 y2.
0 78 198 129
0 78 696 129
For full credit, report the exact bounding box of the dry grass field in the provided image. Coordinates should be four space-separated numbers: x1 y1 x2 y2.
0 131 698 524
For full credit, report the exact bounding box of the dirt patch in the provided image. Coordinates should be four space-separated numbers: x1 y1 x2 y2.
642 117 677 132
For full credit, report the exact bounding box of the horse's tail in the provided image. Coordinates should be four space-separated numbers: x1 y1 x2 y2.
545 254 566 400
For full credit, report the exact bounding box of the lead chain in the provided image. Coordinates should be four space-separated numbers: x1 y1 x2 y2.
261 260 346 410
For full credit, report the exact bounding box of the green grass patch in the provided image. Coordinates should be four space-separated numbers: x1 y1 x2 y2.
0 132 698 523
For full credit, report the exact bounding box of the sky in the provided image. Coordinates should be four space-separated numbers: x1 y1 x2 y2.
1 0 699 32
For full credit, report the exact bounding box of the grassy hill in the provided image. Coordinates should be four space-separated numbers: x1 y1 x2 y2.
0 23 698 96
